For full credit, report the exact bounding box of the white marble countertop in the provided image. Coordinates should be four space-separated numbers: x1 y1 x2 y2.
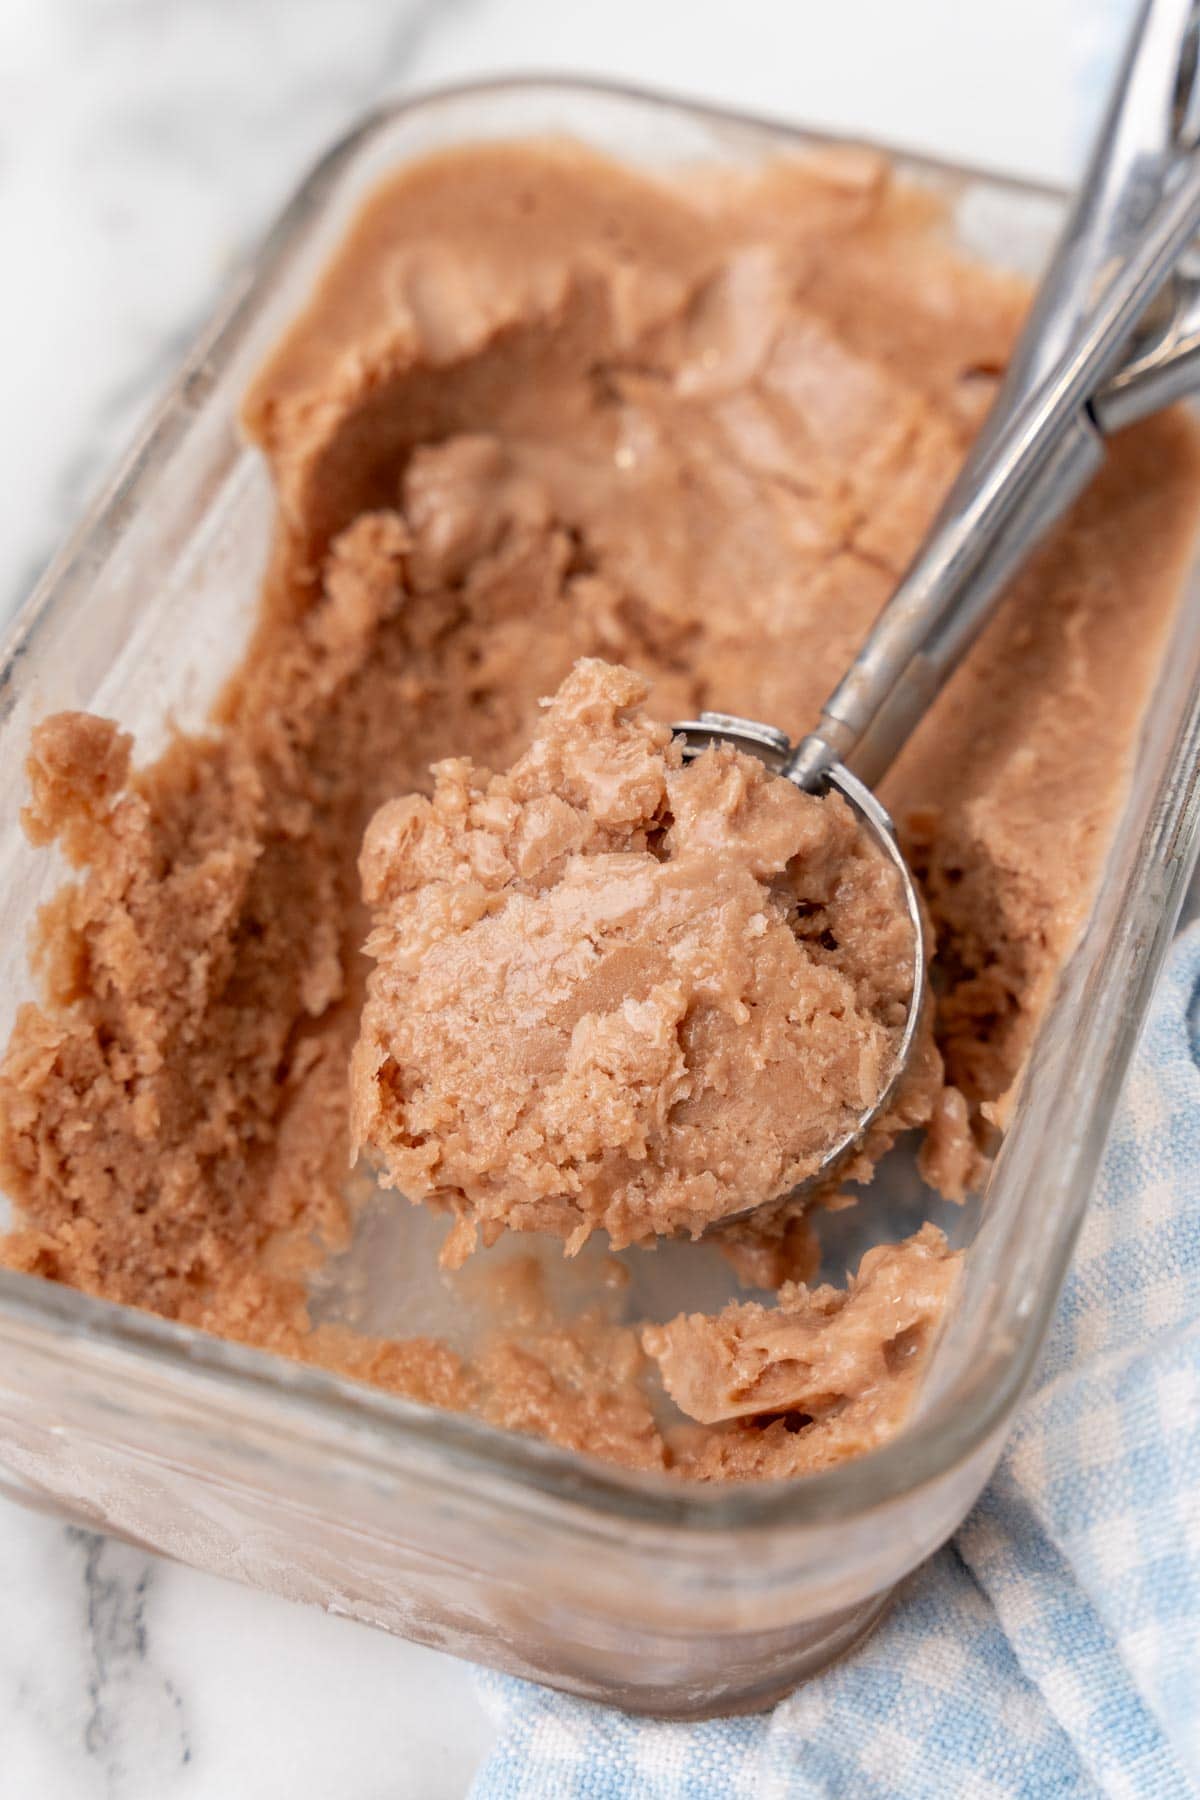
0 1 1099 1794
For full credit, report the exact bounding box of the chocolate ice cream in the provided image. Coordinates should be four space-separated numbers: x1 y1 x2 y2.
352 657 928 1257
2 140 1199 1481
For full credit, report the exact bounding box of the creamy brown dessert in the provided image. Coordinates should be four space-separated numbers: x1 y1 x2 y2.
352 657 927 1260
2 140 1199 1483
643 1222 956 1425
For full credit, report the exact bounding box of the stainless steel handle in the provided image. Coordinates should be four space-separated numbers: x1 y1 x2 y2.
1095 272 1200 427
1000 0 1199 402
787 139 1200 789
788 0 1200 789
836 419 1103 786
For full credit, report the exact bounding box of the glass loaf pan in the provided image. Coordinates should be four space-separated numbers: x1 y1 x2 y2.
0 79 1198 1719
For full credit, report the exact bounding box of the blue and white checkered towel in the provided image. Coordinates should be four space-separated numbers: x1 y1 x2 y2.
468 920 1200 1796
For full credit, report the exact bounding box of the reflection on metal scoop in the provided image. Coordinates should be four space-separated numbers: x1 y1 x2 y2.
676 0 1200 1211
674 711 929 1206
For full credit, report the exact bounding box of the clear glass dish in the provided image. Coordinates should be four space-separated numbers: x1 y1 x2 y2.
0 77 1198 1720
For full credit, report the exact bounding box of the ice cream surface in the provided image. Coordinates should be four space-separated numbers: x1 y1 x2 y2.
3 139 1199 1481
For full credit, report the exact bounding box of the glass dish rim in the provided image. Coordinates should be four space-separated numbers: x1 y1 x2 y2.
0 71 1193 1540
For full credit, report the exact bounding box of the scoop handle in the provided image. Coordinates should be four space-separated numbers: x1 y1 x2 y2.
787 0 1200 791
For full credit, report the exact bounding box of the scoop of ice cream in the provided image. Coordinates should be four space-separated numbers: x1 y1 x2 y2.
351 657 920 1258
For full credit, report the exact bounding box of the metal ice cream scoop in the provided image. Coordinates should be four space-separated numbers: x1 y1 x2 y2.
675 0 1200 1200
